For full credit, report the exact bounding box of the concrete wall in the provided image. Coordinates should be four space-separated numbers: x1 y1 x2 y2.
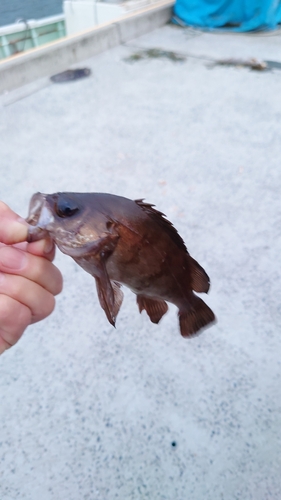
0 0 173 95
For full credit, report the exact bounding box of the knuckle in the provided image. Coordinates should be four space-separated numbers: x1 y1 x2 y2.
45 294 56 316
10 277 24 297
33 293 56 323
53 270 63 296
16 303 32 329
0 294 31 338
0 294 12 321
0 201 9 213
41 261 63 296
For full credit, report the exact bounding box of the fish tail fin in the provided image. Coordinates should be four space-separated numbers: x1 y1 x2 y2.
137 295 168 324
178 295 216 338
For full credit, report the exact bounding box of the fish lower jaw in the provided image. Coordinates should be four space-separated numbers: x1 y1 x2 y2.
57 243 86 256
27 226 49 242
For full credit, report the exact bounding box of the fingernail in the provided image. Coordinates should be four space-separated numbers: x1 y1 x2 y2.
17 217 28 226
0 247 27 270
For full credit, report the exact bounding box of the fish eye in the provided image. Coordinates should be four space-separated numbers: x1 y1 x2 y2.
55 197 80 218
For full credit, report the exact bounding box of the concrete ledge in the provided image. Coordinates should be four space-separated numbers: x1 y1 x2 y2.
117 1 173 43
0 0 173 95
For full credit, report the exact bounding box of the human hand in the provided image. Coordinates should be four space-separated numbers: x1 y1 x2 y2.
0 201 63 354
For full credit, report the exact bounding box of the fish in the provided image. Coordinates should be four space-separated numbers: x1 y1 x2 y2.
26 192 216 338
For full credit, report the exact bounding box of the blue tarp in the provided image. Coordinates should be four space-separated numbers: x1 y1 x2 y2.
173 0 281 31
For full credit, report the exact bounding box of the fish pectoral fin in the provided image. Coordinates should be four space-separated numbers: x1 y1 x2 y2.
137 295 168 324
95 276 115 326
178 295 216 338
189 257 211 293
111 281 124 320
95 277 123 327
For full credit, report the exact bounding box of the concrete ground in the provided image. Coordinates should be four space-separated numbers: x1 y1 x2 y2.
1 23 281 500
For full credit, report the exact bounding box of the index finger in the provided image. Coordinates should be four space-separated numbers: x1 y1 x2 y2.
5 238 57 263
0 202 28 244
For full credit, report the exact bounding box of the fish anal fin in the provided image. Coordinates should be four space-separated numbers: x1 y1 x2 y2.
189 257 210 293
179 295 216 338
137 295 168 324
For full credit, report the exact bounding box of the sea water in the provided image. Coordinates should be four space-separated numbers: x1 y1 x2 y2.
0 0 63 27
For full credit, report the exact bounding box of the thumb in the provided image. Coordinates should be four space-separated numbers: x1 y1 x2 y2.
0 202 28 244
0 217 28 245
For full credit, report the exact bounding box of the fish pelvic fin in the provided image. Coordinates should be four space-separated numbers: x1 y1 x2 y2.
189 257 211 293
178 295 216 338
137 295 168 324
95 277 123 327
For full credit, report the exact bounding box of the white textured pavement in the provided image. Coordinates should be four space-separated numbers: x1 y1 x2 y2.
0 24 281 500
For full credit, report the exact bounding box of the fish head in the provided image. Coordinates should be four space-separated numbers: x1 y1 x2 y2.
27 192 119 257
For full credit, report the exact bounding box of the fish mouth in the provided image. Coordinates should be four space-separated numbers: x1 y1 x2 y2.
58 243 91 257
27 200 55 242
26 192 118 258
57 239 105 258
26 193 103 255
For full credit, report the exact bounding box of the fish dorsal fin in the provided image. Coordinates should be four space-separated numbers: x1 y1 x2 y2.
135 199 187 252
189 257 210 293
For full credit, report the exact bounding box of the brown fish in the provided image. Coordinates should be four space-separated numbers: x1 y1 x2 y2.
26 192 216 337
